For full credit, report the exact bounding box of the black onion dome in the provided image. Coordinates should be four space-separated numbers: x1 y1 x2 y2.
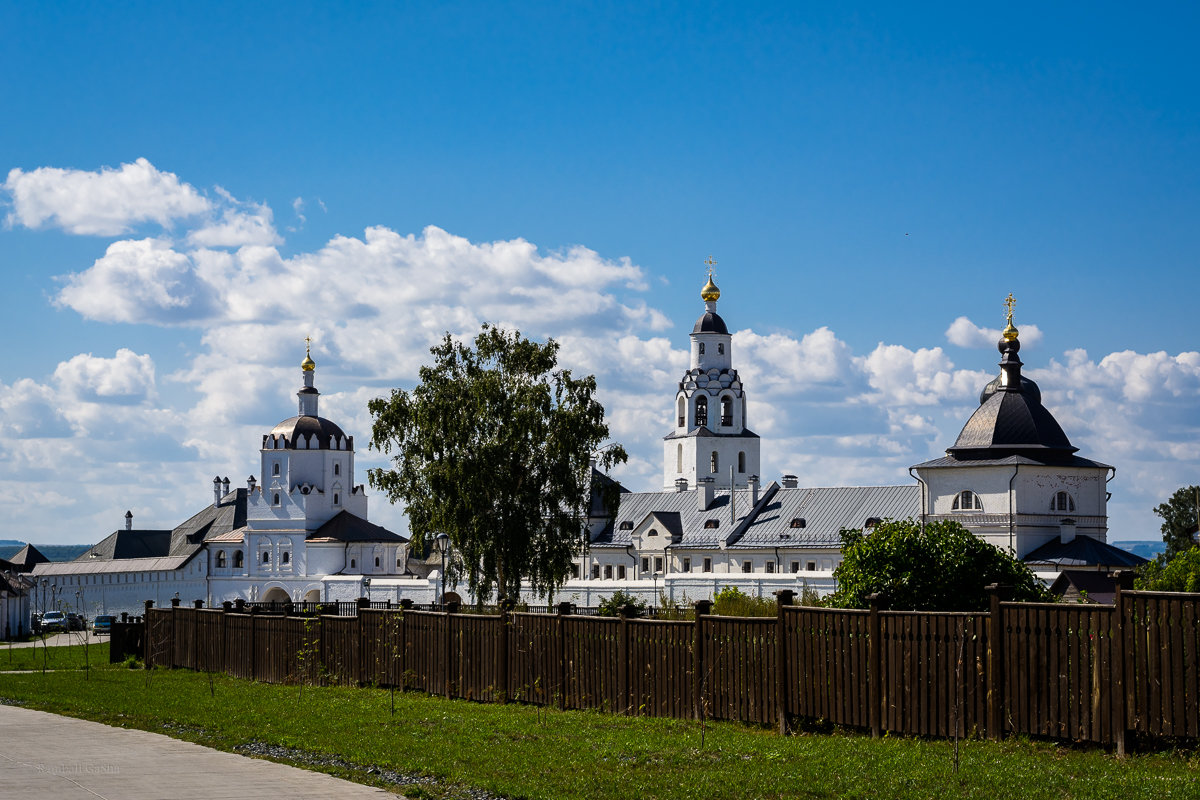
948 336 1075 458
269 415 349 449
692 311 729 334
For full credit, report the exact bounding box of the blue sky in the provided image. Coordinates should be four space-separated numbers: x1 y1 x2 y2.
1 2 1197 545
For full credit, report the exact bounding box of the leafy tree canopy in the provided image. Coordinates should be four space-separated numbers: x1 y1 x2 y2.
1135 546 1200 593
368 325 626 603
831 518 1049 611
1153 485 1200 558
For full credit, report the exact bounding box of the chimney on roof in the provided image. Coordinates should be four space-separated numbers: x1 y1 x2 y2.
697 477 714 511
213 476 222 507
222 476 230 497
748 475 759 504
782 474 798 489
125 510 133 531
248 475 257 493
674 477 689 493
1059 518 1076 544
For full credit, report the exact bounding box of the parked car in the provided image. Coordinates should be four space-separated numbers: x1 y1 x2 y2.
66 613 86 631
40 611 67 632
91 615 115 635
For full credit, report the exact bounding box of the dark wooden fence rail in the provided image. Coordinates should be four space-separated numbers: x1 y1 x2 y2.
142 587 1200 749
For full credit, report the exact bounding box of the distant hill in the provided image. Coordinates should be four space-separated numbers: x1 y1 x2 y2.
1112 540 1166 560
0 543 92 562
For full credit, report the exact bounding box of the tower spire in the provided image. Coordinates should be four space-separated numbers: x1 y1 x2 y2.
1002 293 1019 342
299 338 319 416
700 256 721 303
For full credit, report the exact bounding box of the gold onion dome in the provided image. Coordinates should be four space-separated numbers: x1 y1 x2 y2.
701 274 721 302
301 338 316 371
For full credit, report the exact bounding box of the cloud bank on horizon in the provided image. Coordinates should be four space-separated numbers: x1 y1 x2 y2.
2 160 1197 544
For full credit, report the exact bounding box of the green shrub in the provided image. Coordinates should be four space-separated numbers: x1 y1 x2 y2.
596 589 647 617
1136 546 1200 592
711 586 776 617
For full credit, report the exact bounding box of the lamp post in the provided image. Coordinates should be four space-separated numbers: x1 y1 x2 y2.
434 533 450 603
652 571 660 611
363 576 372 601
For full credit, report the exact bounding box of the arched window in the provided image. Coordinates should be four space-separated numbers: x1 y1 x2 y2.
695 396 708 427
216 550 227 568
233 550 244 568
865 517 882 528
647 529 658 537
699 342 705 355
704 519 719 529
677 397 686 427
273 463 280 475
619 521 634 530
951 490 983 512
718 343 724 355
1052 491 1076 512
676 444 683 473
262 551 270 564
334 463 341 476
720 396 733 426
375 556 380 567
273 493 280 506
710 451 719 473
738 451 746 473
350 558 356 569
333 493 340 506
281 551 290 564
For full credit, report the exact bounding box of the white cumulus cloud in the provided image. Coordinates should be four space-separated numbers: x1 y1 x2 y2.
4 158 210 235
945 315 1043 348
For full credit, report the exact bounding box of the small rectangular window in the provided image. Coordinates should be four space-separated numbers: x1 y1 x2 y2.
591 564 600 579
570 563 580 578
742 561 752 573
703 557 712 573
641 557 650 573
807 561 816 571
790 561 800 573
765 561 775 574
682 557 691 572
654 556 663 572
618 565 626 579
604 564 613 579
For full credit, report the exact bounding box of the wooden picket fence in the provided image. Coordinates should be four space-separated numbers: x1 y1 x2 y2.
143 587 1200 750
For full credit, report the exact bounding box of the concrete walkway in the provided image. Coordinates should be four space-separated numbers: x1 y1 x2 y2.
0 704 400 798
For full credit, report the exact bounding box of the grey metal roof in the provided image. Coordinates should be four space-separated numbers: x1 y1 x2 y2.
692 311 729 334
307 510 407 543
912 453 1113 470
33 555 195 576
593 482 920 551
268 415 350 450
77 530 173 561
732 484 921 548
1023 536 1148 569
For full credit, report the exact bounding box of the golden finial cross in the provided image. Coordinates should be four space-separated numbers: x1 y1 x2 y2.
1004 293 1016 324
304 336 312 356
704 255 717 278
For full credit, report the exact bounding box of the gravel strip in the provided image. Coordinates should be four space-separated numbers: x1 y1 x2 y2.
234 739 508 800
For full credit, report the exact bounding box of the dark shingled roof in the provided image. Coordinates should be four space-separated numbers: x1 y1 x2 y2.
269 415 349 450
692 311 729 335
77 488 249 564
1048 570 1126 604
307 510 407 543
1023 536 1148 569
9 544 50 572
77 530 173 560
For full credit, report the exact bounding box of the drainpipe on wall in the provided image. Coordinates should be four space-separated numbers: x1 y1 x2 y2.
908 467 926 530
1008 465 1019 556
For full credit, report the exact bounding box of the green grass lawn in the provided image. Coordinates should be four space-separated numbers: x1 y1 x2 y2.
0 649 1197 800
0 639 108 671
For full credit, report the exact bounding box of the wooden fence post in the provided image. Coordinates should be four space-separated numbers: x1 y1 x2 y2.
1112 571 1133 758
867 592 885 738
985 583 1008 740
694 600 712 721
399 598 412 692
775 589 795 735
444 601 454 700
143 600 154 666
557 601 571 711
221 601 231 675
498 599 511 703
249 606 259 681
357 597 369 685
618 603 634 715
192 599 202 670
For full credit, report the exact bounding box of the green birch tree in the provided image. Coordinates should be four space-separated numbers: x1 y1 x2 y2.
367 325 626 603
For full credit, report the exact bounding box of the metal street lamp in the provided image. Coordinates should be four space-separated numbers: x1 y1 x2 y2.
652 571 660 610
434 533 450 603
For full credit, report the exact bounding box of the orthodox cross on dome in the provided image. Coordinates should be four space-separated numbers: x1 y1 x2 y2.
301 336 316 372
701 256 721 302
1002 293 1019 342
704 254 717 276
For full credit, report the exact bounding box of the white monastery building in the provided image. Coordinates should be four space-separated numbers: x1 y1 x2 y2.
29 275 1145 616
